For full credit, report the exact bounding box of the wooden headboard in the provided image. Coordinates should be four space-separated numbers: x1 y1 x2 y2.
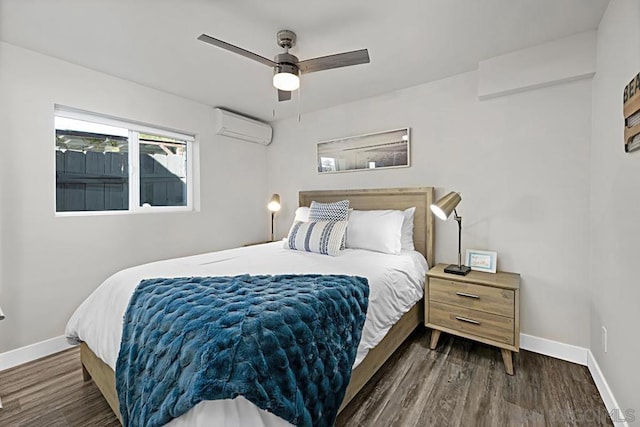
299 187 435 267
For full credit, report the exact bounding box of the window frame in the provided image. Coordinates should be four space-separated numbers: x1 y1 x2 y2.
54 106 197 216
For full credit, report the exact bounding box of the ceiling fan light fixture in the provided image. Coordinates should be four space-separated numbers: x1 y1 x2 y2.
273 64 300 91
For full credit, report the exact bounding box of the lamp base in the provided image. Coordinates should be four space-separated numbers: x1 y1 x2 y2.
444 264 472 275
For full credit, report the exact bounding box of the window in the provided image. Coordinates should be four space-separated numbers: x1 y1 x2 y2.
55 107 195 214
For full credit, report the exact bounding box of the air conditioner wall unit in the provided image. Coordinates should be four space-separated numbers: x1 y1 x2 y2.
213 108 273 145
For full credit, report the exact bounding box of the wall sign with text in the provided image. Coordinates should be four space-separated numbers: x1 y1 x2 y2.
623 72 640 153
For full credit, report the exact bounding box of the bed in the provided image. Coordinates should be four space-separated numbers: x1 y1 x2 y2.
65 187 435 426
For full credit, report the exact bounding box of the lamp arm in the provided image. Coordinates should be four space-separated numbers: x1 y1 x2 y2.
454 209 462 268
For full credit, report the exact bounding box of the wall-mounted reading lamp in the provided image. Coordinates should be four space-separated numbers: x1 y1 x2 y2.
430 191 471 275
267 194 281 241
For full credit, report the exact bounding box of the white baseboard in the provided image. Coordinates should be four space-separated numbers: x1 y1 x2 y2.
519 333 589 365
0 335 74 372
587 351 631 427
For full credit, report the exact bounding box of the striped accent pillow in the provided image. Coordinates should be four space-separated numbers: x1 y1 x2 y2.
309 200 350 249
284 220 347 256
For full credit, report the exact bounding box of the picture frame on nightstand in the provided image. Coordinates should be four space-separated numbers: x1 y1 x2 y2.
466 249 497 273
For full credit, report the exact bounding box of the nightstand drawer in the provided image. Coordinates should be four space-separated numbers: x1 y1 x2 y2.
428 301 514 346
429 278 514 318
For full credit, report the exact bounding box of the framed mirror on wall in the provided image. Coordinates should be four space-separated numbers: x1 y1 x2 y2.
317 127 410 173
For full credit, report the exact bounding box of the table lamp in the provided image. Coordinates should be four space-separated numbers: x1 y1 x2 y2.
430 191 471 275
267 194 281 241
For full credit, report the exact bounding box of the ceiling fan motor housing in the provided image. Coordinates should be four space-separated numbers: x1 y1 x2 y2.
275 52 299 65
274 63 299 76
274 52 300 75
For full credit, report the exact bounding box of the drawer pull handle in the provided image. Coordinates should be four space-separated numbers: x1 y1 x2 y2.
456 292 480 299
455 316 480 325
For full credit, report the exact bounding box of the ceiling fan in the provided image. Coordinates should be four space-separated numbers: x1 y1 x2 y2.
197 30 370 102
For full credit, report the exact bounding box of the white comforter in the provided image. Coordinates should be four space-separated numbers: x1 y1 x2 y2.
65 242 427 427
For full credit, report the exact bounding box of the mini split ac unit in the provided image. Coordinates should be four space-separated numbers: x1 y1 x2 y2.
213 108 273 145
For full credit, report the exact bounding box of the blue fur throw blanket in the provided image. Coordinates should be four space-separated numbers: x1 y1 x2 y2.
115 274 369 427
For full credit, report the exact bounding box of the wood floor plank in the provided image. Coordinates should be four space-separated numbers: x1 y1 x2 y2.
0 330 611 427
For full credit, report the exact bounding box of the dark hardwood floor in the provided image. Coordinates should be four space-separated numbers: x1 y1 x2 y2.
0 345 119 427
0 329 611 426
337 331 611 426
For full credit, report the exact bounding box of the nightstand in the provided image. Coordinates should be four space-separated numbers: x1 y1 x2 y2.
425 263 520 375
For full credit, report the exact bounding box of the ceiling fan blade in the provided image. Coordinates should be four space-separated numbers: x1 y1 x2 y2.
298 49 370 74
278 89 292 102
197 34 276 68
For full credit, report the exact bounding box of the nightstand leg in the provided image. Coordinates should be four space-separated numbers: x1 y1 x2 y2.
429 330 441 350
501 349 514 375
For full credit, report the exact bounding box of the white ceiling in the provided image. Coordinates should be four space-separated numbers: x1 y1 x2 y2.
0 0 609 122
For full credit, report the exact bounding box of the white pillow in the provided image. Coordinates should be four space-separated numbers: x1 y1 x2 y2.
346 210 404 254
401 207 416 251
294 206 310 222
284 220 347 257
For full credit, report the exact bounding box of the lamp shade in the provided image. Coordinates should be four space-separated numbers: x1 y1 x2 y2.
430 191 461 220
267 193 281 212
273 72 300 91
273 64 300 91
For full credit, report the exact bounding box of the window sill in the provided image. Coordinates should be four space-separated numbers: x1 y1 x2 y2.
55 207 194 217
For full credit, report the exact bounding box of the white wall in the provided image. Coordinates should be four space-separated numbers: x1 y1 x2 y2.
268 71 593 347
590 0 640 418
0 42 268 352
